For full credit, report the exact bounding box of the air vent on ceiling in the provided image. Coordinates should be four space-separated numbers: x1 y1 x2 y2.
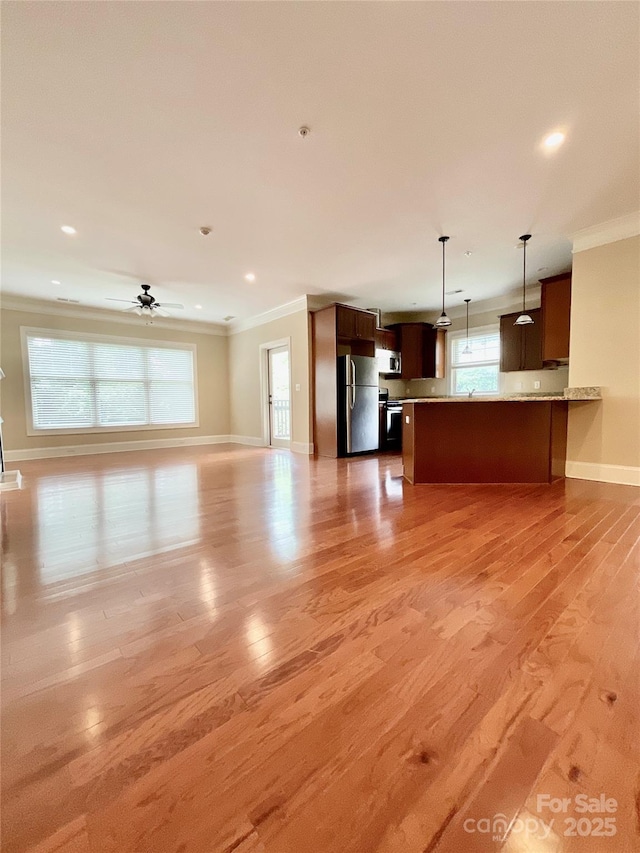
56 297 80 304
445 289 464 295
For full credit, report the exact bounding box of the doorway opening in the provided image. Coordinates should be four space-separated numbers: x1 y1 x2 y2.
262 342 291 448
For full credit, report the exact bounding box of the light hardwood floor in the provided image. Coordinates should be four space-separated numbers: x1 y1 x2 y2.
1 445 639 852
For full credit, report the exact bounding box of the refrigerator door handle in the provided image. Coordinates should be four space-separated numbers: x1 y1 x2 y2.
350 359 356 409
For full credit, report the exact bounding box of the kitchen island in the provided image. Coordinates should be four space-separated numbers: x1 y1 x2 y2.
402 388 600 484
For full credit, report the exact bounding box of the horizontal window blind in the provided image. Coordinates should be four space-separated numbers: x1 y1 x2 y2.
25 333 196 431
451 330 500 396
452 332 500 366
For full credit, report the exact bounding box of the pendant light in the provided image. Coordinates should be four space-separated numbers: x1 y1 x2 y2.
514 233 534 326
462 298 472 355
435 235 452 328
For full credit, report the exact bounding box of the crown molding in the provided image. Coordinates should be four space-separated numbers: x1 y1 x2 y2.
0 294 228 336
572 212 640 254
228 296 308 334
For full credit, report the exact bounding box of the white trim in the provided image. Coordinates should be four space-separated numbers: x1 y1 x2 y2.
572 212 640 254
1 295 228 336
228 297 308 334
291 441 314 455
0 470 23 491
20 326 199 435
4 435 233 462
565 461 640 487
227 435 266 447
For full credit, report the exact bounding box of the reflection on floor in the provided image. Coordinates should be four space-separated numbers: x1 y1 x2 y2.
34 462 200 582
1 444 639 853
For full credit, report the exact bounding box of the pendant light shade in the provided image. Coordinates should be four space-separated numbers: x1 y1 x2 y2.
462 298 472 355
435 235 452 328
514 233 534 326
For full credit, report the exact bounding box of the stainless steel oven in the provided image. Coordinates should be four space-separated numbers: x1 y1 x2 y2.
379 391 403 450
385 401 403 449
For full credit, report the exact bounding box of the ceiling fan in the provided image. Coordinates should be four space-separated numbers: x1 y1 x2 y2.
106 284 184 318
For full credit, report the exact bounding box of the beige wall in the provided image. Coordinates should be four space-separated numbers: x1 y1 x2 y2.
0 307 230 452
228 309 312 449
567 235 640 479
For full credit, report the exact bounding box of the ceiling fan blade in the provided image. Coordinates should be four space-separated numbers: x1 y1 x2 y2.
157 302 184 309
106 298 137 304
125 305 143 314
153 307 171 318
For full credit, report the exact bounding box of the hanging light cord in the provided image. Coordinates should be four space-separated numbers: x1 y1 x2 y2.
442 238 446 314
522 237 527 312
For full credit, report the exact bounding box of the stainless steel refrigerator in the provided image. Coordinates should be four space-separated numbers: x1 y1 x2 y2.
337 355 379 455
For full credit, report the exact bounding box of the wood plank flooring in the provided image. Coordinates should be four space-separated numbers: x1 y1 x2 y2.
1 445 639 852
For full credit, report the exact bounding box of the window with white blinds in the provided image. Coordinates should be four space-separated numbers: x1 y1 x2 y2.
23 329 197 432
450 329 500 396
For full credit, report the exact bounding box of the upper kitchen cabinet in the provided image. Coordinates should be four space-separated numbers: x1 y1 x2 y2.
499 308 542 372
388 322 446 379
375 327 399 351
540 272 571 363
336 304 376 342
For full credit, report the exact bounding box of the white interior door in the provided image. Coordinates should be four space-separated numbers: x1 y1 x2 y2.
268 345 291 448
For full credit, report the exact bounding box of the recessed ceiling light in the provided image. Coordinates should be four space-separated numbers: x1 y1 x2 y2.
464 251 472 257
61 225 76 235
543 131 565 149
245 273 256 282
51 279 61 285
194 304 203 309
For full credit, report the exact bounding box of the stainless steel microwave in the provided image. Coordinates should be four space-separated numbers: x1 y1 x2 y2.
376 349 401 375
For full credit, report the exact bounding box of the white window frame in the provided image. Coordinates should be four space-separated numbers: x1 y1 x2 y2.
20 326 199 435
448 324 501 397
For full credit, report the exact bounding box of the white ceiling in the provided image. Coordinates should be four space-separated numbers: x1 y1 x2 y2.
2 2 638 324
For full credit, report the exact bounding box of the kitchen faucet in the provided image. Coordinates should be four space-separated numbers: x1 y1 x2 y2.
468 388 475 398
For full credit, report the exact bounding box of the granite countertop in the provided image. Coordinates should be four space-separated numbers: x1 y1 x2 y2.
402 387 601 404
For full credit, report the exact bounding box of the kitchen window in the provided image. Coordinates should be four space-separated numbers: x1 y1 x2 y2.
22 328 197 433
450 329 500 396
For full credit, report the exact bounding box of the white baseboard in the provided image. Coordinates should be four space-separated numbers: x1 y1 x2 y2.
227 435 266 447
292 441 314 455
5 434 314 462
566 460 640 487
227 436 313 454
0 470 23 490
4 435 232 462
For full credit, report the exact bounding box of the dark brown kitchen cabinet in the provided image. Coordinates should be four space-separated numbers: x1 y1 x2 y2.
336 304 376 341
499 308 542 372
375 328 399 351
312 303 377 458
540 272 571 362
388 323 446 379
